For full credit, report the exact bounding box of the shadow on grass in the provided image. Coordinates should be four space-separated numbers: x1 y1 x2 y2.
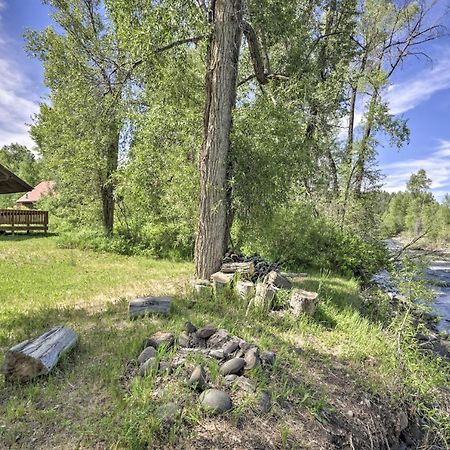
0 232 59 242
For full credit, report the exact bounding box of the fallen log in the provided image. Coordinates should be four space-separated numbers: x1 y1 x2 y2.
221 261 254 276
2 326 78 381
264 270 293 289
129 296 172 318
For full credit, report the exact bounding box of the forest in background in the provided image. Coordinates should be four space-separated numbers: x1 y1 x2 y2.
0 0 449 278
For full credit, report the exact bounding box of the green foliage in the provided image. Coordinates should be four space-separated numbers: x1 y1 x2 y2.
237 200 388 279
0 144 42 208
382 170 450 244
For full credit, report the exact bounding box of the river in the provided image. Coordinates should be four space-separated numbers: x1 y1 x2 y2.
388 238 450 333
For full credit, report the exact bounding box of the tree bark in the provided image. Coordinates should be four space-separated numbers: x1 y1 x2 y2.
195 0 243 279
101 130 119 236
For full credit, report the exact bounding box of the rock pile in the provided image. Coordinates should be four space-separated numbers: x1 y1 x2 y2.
135 323 276 419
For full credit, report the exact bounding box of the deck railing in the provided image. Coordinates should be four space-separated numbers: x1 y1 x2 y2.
0 209 48 233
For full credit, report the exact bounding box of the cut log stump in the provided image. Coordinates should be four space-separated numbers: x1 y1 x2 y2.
210 272 234 291
236 280 255 299
248 283 277 312
129 296 172 319
290 289 319 316
221 261 254 277
264 271 293 289
2 326 78 381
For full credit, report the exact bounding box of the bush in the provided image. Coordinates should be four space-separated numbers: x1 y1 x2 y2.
237 201 388 279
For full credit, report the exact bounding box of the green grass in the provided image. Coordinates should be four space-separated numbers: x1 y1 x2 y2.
0 235 449 449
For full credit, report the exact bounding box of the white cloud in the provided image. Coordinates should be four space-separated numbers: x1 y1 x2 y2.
386 57 450 115
382 140 450 199
0 4 40 149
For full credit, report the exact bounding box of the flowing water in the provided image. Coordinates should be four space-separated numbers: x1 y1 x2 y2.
388 239 450 333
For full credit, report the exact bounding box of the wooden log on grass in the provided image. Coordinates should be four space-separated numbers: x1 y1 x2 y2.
129 296 172 318
2 326 78 381
221 261 254 276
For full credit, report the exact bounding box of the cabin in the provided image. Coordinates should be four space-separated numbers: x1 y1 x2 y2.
0 163 49 234
16 181 56 208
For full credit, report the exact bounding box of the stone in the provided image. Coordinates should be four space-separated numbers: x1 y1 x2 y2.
235 376 256 392
236 280 255 299
244 348 260 370
191 334 206 348
159 361 172 374
289 289 319 316
207 329 229 348
223 340 240 356
209 349 225 359
188 365 207 391
138 346 157 364
156 402 182 427
139 357 159 377
256 390 272 413
219 357 245 376
184 321 197 334
146 331 175 349
260 351 276 366
196 326 217 340
178 333 191 348
224 374 238 386
399 411 409 431
199 389 232 414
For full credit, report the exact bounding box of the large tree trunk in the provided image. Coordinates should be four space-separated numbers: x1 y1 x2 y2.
101 131 119 236
195 0 243 279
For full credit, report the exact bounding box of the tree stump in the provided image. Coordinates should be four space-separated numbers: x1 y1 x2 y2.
129 297 172 318
236 280 255 299
2 326 78 381
264 271 292 289
210 272 234 291
289 289 319 316
249 283 277 311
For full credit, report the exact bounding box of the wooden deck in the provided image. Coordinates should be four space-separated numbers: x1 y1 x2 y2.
0 209 49 233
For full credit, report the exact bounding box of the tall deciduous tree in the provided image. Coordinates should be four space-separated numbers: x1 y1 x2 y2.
194 0 243 279
28 0 126 234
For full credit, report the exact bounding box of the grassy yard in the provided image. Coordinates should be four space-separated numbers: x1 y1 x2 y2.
0 235 449 449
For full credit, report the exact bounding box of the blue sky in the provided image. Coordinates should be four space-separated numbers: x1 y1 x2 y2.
0 0 449 199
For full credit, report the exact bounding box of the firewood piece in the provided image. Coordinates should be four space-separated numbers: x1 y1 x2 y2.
210 272 234 291
129 296 172 318
221 261 254 276
251 283 277 310
290 289 319 316
236 280 255 299
2 326 78 381
264 271 293 289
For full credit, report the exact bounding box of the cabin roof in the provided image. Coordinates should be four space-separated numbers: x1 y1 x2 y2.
0 163 33 194
16 181 56 204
